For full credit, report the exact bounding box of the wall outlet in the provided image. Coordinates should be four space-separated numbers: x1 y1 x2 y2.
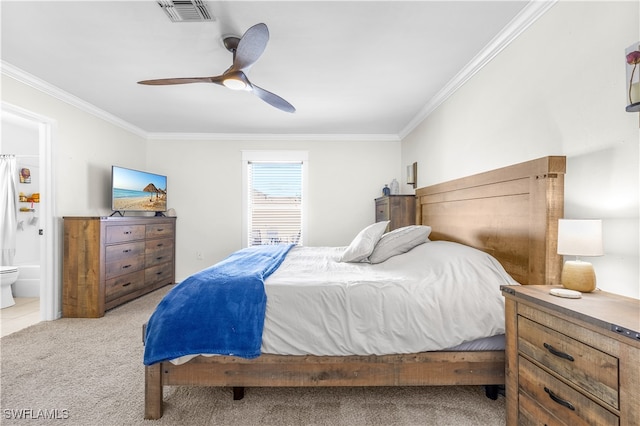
196 251 203 260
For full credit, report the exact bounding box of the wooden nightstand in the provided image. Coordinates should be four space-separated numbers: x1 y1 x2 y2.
374 195 415 231
501 285 640 425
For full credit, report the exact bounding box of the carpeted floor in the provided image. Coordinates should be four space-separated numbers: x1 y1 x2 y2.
0 286 505 425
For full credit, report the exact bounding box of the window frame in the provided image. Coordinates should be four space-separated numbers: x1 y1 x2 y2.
241 150 308 248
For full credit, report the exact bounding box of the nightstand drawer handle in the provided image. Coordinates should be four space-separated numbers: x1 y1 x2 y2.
544 387 575 411
543 343 574 361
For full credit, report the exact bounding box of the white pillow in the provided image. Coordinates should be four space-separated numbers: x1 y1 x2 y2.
340 221 390 263
368 225 432 264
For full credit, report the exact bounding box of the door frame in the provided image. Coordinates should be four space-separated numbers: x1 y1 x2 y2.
2 102 59 320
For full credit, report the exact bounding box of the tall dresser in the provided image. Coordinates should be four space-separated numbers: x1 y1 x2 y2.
374 195 415 231
63 216 176 318
502 285 640 425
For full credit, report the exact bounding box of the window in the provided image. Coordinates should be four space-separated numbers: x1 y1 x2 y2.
242 151 308 247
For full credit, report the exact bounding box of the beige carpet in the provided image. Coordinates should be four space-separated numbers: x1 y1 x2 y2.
0 286 505 425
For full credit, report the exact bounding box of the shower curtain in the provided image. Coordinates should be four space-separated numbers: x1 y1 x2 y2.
1 155 18 265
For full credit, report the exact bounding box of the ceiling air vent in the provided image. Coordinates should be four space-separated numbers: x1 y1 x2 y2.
156 0 215 23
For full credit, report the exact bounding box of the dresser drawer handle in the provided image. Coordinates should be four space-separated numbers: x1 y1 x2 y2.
156 271 163 275
123 249 131 253
544 387 575 411
124 231 131 235
156 256 163 260
122 264 131 269
156 243 164 247
156 228 164 232
122 282 131 287
543 343 574 361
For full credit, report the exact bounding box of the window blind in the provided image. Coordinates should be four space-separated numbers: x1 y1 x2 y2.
247 161 303 247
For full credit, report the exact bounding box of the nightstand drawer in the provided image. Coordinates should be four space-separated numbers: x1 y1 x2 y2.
518 316 619 409
519 356 619 425
375 198 389 222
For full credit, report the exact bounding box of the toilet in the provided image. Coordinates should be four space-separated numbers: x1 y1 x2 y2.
0 266 18 309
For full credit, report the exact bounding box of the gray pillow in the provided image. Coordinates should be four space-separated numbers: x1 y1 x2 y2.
368 225 432 264
340 221 390 263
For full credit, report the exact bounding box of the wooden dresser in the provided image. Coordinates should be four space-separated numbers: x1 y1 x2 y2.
63 216 176 318
374 195 415 231
502 285 640 425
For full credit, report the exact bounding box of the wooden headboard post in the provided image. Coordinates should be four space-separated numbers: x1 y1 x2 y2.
415 156 565 285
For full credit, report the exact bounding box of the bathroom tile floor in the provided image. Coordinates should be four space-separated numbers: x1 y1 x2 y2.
0 298 40 337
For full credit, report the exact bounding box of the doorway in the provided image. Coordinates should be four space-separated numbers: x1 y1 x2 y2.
1 102 59 321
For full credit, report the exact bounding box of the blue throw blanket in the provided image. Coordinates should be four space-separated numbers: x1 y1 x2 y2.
143 244 294 365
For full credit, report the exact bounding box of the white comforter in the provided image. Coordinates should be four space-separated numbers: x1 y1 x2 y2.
261 240 519 356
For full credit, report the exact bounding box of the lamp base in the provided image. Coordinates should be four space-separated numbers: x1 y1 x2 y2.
561 260 596 293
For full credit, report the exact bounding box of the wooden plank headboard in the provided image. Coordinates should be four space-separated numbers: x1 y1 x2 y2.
415 156 565 285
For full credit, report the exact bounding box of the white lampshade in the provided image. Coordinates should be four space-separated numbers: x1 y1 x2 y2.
557 219 603 257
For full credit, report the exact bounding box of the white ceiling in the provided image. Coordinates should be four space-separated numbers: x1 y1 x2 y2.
1 1 546 139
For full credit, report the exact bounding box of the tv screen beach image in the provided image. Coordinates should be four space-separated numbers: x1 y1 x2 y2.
112 167 167 212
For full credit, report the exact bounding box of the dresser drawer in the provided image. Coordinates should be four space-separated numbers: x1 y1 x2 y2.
145 263 174 286
145 237 173 253
105 254 144 279
145 247 174 268
106 225 145 244
518 315 619 409
146 222 174 239
105 241 145 262
519 356 619 425
105 270 145 302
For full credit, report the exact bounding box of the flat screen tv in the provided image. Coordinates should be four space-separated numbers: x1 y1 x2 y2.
111 166 167 215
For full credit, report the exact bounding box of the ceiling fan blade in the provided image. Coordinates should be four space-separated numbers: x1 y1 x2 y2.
251 84 296 113
231 23 269 71
138 77 222 85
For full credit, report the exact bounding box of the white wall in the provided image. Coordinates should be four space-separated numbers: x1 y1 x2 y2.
402 1 640 298
146 138 400 281
1 76 148 217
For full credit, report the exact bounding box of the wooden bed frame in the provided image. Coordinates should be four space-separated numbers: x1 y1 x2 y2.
144 155 566 419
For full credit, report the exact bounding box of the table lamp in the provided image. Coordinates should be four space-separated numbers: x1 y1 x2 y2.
557 219 603 292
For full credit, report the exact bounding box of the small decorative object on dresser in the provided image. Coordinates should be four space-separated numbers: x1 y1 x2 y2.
63 216 176 318
502 285 640 425
375 195 415 231
389 178 400 195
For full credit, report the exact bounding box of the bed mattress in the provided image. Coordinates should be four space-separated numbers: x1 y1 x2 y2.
170 241 517 365
262 241 517 355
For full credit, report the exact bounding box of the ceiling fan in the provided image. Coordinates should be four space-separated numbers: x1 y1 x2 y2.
138 23 295 113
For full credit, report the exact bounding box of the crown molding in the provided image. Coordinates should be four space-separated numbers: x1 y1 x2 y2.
1 61 148 138
145 132 400 142
399 0 558 140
